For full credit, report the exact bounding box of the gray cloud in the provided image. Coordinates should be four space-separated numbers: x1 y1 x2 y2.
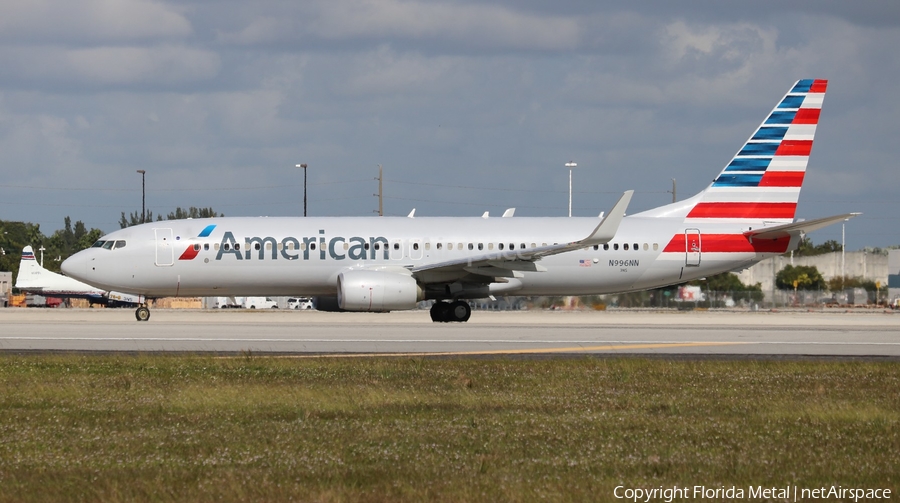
0 1 897 250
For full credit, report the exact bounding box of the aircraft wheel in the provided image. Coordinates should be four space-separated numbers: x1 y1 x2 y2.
449 300 471 322
430 302 450 322
135 306 151 322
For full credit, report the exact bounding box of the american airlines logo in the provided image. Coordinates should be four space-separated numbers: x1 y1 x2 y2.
206 230 392 261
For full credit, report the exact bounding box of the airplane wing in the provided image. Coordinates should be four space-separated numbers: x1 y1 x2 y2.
744 212 861 241
411 191 633 281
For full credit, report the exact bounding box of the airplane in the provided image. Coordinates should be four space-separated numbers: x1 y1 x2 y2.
61 79 858 322
15 245 144 307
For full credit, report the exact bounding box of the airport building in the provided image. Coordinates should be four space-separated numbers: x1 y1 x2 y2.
737 250 889 294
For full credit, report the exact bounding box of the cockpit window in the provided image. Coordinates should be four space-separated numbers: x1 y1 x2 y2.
102 241 115 250
114 240 126 249
92 240 106 248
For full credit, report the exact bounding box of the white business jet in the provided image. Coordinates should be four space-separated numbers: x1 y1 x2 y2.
62 79 857 322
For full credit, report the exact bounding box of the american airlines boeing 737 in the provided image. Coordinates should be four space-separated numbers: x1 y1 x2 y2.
61 79 857 322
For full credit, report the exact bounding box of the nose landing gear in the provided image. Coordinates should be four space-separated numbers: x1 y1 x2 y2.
429 300 471 323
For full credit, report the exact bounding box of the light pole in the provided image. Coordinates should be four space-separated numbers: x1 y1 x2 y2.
296 164 308 217
136 170 146 224
841 218 848 290
565 162 577 217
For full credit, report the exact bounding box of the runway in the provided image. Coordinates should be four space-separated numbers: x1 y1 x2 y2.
2 308 899 357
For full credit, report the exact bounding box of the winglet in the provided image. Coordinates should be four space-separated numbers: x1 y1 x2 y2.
407 208 416 218
502 208 515 218
581 190 633 245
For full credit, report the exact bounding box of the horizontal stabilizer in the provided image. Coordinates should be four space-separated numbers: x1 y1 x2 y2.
744 212 860 241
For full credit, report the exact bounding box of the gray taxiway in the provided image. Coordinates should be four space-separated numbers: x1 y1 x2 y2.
1 308 898 357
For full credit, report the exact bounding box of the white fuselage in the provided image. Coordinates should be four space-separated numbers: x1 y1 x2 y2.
60 215 790 299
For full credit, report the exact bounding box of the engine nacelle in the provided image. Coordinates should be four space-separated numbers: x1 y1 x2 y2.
337 270 422 312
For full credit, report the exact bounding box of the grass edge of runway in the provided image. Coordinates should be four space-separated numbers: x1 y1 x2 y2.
1 355 899 503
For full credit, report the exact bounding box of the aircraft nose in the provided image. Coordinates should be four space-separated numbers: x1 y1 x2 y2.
61 252 89 282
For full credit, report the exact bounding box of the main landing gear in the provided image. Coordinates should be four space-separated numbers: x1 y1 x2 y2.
135 305 151 322
430 300 471 323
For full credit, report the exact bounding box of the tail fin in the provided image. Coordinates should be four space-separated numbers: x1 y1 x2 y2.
15 246 45 289
690 79 827 222
635 79 827 222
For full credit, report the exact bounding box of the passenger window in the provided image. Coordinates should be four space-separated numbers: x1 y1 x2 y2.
593 245 599 251
364 243 370 250
604 244 609 250
531 243 536 248
643 243 648 251
458 243 463 250
215 243 220 250
477 243 483 250
509 243 514 250
266 243 272 251
393 243 400 250
309 243 316 250
204 243 209 251
437 243 442 250
343 242 349 250
468 243 473 250
624 243 629 251
653 243 659 251
499 243 504 250
633 243 639 251
193 244 200 251
425 243 431 250
254 243 261 251
299 243 305 251
488 243 493 250
613 243 619 250
374 243 380 250
413 243 419 251
224 244 230 251
235 243 240 251
447 243 453 250
520 243 525 249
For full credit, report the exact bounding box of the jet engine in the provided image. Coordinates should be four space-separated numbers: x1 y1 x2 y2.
337 270 423 312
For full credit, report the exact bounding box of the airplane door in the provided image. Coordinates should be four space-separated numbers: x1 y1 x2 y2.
155 228 175 267
409 239 423 260
685 229 701 267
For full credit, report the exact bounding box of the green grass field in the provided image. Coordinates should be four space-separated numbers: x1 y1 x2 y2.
1 355 898 502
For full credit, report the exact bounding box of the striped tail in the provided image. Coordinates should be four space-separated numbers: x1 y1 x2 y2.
686 79 827 223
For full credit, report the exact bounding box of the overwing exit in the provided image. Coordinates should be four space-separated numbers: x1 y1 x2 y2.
61 79 858 322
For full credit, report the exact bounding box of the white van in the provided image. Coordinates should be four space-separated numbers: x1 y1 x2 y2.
243 297 278 309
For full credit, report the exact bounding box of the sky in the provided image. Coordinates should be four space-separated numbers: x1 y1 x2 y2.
1 0 898 251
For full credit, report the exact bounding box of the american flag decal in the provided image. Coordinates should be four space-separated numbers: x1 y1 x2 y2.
579 259 591 267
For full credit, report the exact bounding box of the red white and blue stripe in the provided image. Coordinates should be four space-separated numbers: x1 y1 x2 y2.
687 79 826 222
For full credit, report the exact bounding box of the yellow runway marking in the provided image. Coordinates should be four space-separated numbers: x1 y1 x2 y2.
249 341 746 359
